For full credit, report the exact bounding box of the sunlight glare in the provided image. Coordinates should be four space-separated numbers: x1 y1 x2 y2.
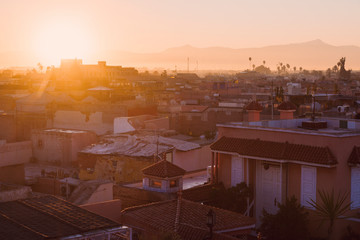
33 18 93 65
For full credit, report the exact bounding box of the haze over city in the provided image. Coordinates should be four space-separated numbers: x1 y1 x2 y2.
1 0 360 69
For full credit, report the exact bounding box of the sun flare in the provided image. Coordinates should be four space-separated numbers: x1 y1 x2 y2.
33 18 93 65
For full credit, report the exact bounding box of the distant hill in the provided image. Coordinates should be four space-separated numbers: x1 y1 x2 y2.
1 40 360 70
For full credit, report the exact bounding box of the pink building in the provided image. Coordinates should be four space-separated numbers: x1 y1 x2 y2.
0 140 32 184
31 129 97 165
210 118 360 238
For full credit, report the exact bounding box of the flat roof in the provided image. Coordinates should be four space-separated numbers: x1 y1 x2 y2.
217 118 360 137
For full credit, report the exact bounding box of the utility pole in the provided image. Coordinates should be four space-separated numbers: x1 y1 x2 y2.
271 80 274 120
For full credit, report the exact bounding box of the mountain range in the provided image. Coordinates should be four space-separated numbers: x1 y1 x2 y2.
1 40 360 71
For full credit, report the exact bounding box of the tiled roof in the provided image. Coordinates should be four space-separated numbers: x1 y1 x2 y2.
142 160 186 178
277 101 297 110
245 101 263 111
0 195 120 239
121 198 254 239
348 146 360 165
211 137 337 166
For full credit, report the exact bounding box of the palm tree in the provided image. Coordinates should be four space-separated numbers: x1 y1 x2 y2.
299 67 303 72
309 189 352 240
263 60 266 66
293 66 297 72
249 57 252 70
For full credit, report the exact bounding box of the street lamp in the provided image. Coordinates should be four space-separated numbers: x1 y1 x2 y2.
205 209 216 240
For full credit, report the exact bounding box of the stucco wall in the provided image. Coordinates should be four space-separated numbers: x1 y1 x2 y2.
0 141 32 168
53 110 113 135
173 145 211 172
79 154 153 183
86 182 113 204
32 130 97 164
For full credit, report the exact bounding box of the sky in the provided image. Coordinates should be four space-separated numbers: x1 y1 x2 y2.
1 0 360 65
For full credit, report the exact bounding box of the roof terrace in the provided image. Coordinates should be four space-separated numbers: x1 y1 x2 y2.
218 118 360 137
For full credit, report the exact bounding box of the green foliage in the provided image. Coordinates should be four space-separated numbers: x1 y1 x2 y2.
209 182 252 214
308 189 352 239
259 196 309 240
275 86 284 103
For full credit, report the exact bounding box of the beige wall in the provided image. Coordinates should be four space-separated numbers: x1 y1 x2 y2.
0 141 32 168
53 110 113 135
86 182 113 204
218 154 232 188
32 130 97 164
173 145 211 172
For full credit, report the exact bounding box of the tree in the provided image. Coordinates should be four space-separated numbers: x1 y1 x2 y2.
332 65 339 73
293 66 297 72
209 182 253 214
249 57 252 70
263 60 266 65
259 196 309 240
326 68 332 78
254 65 271 74
37 63 43 73
308 189 352 240
337 57 351 79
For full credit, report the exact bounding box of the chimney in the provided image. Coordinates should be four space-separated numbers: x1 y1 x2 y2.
245 101 263 122
277 101 297 120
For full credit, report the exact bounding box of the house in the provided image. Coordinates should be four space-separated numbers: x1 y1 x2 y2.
0 195 131 239
0 139 32 184
78 133 208 183
31 128 97 165
210 116 360 238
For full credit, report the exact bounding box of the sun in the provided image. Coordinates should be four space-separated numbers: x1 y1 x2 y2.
33 18 93 65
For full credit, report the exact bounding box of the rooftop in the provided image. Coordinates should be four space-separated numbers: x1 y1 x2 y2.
0 195 120 240
142 160 186 178
211 136 337 167
121 198 255 240
218 118 360 137
80 134 200 157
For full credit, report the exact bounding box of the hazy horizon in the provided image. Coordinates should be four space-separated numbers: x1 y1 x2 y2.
1 0 360 69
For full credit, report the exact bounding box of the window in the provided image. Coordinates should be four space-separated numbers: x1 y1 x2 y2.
351 167 360 209
301 166 316 209
170 180 178 188
165 152 173 163
38 139 43 149
150 179 162 188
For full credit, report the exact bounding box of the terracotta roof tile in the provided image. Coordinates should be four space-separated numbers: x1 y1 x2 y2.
348 146 360 165
245 101 263 111
121 198 254 239
277 101 297 110
211 137 337 166
0 195 120 239
142 160 186 178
